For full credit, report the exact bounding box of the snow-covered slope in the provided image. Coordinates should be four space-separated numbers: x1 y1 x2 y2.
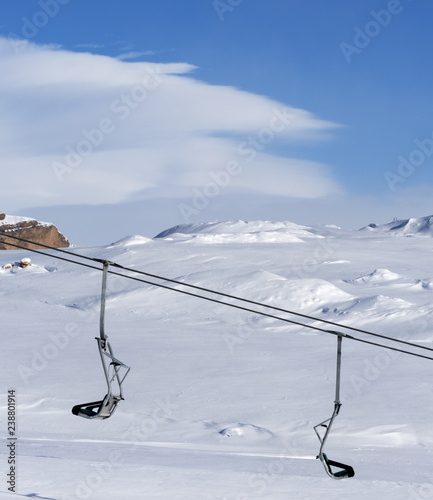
155 220 323 243
361 215 433 236
2 219 433 499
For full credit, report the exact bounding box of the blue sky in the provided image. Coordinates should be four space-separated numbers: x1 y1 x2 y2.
1 0 433 245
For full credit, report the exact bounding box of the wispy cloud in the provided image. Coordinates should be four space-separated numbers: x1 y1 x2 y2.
0 37 342 212
75 43 105 49
116 50 156 60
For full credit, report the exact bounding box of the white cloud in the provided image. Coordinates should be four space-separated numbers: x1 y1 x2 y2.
0 37 342 212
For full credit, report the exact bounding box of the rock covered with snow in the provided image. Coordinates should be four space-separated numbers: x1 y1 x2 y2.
0 214 69 250
219 423 274 440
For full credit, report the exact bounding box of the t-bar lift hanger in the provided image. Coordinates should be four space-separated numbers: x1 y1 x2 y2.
314 332 355 479
72 260 130 419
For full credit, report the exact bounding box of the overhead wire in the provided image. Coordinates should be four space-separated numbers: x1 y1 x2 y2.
2 230 430 351
1 230 432 362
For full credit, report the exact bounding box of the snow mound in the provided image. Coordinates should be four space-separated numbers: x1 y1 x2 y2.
109 235 152 247
219 423 274 440
232 272 354 311
0 262 55 274
350 424 418 448
167 270 354 313
361 215 433 237
410 279 433 291
345 268 402 285
154 220 321 243
323 260 350 265
341 294 413 317
280 279 353 311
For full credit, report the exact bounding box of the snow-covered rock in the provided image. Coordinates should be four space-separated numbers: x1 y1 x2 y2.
0 213 69 250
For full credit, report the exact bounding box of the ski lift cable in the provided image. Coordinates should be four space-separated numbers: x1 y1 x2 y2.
3 235 428 479
1 234 433 362
0 230 422 350
1 230 432 354
1 237 346 334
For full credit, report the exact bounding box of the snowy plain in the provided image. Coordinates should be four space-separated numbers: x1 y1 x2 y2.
2 216 433 499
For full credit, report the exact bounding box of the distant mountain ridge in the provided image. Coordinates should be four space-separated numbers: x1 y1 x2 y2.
362 215 433 236
154 220 323 243
155 216 433 242
0 214 69 250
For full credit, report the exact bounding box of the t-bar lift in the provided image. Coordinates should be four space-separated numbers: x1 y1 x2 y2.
72 260 130 419
314 332 355 479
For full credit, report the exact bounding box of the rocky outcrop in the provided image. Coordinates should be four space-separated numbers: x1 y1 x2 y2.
0 215 69 250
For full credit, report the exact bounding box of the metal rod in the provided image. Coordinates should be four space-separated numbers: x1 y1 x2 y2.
97 337 111 388
335 334 342 406
100 260 109 342
315 333 345 456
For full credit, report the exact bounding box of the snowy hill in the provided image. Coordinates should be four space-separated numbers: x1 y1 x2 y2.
2 218 433 499
361 215 433 236
154 220 323 243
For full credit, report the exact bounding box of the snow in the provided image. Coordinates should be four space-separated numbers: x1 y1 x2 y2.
155 220 322 243
108 235 152 247
344 268 402 285
361 215 433 237
0 214 53 228
2 218 433 499
0 215 35 226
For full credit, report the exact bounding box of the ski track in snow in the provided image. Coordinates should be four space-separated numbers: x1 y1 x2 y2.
2 218 433 499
